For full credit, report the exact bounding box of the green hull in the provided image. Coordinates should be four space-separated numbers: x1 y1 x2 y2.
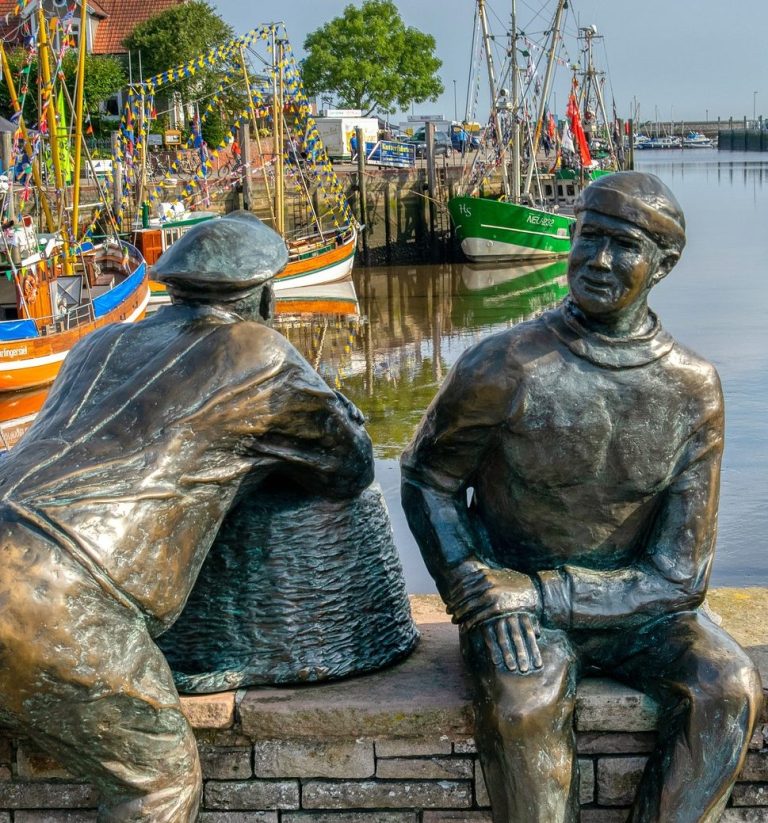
448 196 574 262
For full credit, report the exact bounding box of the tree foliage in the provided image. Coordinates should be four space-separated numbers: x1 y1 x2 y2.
0 49 125 124
122 1 233 94
63 53 126 109
302 0 443 116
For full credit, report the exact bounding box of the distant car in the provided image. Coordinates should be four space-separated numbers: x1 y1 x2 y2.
407 130 453 158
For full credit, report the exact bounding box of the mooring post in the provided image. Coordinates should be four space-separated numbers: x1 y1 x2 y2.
425 121 437 248
356 126 368 264
384 180 392 263
628 119 635 170
240 121 252 211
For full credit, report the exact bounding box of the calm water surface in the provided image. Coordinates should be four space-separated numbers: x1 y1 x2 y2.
280 150 768 592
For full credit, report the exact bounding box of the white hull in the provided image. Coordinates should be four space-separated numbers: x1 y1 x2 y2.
461 236 566 264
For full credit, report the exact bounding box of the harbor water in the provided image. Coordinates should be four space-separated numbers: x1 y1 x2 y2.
324 149 766 593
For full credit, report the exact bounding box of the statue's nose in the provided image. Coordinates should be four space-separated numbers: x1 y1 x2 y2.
589 239 612 270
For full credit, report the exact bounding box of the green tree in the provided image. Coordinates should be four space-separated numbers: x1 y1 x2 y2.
0 50 124 126
62 53 126 110
302 0 443 116
122 1 233 94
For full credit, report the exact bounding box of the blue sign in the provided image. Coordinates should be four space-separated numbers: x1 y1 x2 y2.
365 140 415 168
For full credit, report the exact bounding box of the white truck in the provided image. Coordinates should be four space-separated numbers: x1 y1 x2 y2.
314 110 379 161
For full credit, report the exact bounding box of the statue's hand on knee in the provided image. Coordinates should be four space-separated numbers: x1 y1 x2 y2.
446 560 543 673
477 612 543 674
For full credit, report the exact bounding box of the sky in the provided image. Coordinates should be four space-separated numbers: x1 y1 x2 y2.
209 0 767 126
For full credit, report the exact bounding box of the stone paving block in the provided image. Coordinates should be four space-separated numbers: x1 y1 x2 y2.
596 756 648 806
721 810 768 822
376 756 473 780
301 779 472 809
422 814 492 823
0 766 10 781
199 744 253 780
452 740 476 755
282 814 417 823
239 624 473 741
198 814 278 822
579 758 595 804
15 816 95 822
204 780 300 810
750 727 767 752
577 732 656 755
253 740 373 779
732 783 768 806
16 744 75 781
576 680 660 733
375 739 452 757
741 752 768 782
0 813 8 823
579 811 630 823
180 692 236 730
0 783 98 808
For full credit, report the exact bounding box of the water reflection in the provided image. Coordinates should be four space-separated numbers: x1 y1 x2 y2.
2 150 765 592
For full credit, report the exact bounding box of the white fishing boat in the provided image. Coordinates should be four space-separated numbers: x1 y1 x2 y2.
682 131 713 148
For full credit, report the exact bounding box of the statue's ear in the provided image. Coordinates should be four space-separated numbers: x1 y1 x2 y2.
651 251 679 284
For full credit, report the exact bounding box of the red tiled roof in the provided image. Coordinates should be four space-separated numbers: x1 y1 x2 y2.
0 0 187 55
92 0 186 55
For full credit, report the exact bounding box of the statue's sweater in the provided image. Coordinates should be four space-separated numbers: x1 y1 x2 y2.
401 302 724 630
0 304 373 634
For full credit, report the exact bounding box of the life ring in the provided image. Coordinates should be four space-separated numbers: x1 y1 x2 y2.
22 272 38 304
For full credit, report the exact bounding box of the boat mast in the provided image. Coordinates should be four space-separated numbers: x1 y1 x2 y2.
0 42 55 232
272 32 285 236
580 26 615 161
71 0 88 242
38 7 72 274
477 0 510 199
523 0 567 198
509 0 521 203
239 45 276 226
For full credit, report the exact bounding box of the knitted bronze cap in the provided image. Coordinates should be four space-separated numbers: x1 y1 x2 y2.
575 171 686 251
153 211 289 298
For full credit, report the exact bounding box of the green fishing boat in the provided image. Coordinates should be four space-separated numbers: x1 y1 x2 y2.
449 2 620 263
448 196 573 262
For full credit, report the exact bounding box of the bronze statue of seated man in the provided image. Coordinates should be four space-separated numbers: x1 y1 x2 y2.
401 172 762 823
0 213 374 821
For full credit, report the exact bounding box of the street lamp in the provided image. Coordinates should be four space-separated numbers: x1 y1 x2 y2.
453 80 457 121
753 91 758 123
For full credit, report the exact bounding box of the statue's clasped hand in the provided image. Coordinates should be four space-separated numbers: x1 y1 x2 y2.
446 560 543 674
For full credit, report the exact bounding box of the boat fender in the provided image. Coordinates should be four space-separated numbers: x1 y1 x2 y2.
22 272 38 304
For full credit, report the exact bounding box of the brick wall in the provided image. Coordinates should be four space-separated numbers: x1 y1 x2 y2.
0 722 767 821
1 601 767 821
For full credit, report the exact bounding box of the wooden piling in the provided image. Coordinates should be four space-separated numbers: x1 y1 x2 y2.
425 122 437 248
356 126 368 264
240 122 252 211
384 181 392 263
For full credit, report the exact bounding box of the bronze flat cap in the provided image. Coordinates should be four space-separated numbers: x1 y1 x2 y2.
575 171 686 251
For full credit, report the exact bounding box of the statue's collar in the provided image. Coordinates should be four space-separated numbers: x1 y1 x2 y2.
157 302 243 324
546 299 674 368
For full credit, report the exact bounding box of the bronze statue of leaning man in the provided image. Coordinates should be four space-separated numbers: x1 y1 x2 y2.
402 172 762 822
0 213 374 820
